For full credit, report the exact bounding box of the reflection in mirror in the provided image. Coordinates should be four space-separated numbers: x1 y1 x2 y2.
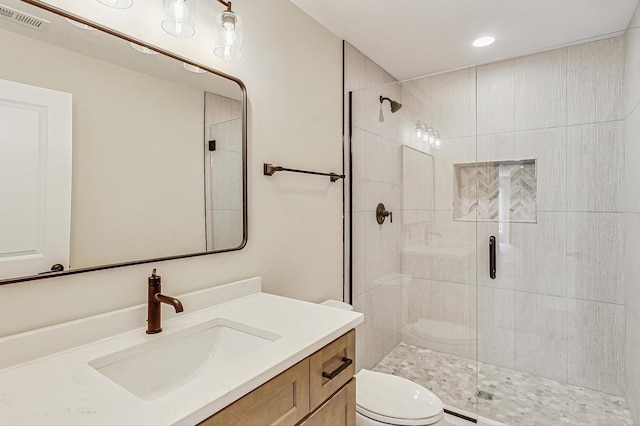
205 93 244 250
0 0 246 284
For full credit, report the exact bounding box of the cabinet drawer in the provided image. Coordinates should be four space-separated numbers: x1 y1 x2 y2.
199 359 310 426
309 330 355 410
299 379 355 426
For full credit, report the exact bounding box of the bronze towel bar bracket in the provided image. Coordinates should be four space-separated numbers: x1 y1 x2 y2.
263 163 345 182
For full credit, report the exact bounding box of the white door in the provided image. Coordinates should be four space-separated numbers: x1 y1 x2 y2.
0 78 72 279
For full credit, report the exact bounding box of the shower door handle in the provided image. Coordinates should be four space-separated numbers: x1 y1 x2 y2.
489 236 496 279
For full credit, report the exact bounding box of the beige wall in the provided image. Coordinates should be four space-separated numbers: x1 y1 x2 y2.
0 0 343 338
624 2 640 422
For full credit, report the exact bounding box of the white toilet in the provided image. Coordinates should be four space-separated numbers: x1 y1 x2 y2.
320 301 445 426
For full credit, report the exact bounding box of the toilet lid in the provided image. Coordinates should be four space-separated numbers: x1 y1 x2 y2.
355 370 443 424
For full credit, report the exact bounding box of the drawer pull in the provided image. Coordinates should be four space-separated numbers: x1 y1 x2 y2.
321 357 353 380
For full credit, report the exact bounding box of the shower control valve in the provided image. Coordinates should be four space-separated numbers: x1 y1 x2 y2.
376 203 393 225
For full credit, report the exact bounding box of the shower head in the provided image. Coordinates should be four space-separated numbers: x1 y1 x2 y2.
380 96 402 113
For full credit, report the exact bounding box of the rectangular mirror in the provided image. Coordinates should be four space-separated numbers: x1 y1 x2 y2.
0 0 247 284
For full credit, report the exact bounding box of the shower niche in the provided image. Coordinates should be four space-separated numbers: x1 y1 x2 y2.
453 159 537 223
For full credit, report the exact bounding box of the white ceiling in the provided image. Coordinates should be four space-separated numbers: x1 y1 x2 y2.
290 0 640 80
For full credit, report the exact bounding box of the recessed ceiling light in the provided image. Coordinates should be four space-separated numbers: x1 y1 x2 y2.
473 36 495 48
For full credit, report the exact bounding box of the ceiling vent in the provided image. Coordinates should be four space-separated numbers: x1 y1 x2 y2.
0 4 49 31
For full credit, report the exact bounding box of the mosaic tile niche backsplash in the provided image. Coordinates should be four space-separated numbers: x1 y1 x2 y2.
454 159 537 222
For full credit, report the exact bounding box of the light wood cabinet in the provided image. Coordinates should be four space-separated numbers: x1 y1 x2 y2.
299 379 355 426
199 359 310 426
309 329 355 410
198 330 356 426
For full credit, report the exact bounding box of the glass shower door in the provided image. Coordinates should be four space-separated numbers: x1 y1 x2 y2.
473 158 522 422
408 66 480 417
349 67 481 419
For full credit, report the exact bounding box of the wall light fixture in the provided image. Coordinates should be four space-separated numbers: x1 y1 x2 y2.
162 0 196 38
99 0 243 59
214 0 243 59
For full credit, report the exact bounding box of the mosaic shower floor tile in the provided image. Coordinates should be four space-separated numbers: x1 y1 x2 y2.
373 343 634 426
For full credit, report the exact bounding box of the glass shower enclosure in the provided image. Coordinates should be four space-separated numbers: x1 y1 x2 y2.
348 34 629 424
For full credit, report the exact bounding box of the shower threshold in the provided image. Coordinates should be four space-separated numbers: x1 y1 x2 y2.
373 343 633 426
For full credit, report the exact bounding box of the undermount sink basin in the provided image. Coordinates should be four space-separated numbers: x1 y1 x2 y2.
89 318 280 401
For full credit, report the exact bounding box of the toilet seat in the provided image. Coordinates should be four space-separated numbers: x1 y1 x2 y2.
355 370 444 426
357 405 443 426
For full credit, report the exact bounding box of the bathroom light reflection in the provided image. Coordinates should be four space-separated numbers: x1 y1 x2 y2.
415 120 441 149
65 18 96 31
130 42 159 55
96 0 133 9
183 63 206 73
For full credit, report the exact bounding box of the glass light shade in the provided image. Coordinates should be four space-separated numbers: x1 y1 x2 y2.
162 0 195 38
96 0 133 9
214 10 243 60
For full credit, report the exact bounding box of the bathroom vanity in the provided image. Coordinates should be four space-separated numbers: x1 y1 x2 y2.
201 330 355 426
0 277 362 425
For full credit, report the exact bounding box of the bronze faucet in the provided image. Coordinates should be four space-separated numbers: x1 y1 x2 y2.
146 269 184 334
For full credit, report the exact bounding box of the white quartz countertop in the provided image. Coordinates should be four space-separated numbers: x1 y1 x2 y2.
0 278 363 425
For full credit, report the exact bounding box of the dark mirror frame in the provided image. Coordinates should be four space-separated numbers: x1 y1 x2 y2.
0 0 248 286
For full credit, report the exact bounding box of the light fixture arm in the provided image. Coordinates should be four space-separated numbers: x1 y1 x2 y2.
216 0 232 12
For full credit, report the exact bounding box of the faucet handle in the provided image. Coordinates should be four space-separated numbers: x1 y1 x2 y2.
149 268 161 287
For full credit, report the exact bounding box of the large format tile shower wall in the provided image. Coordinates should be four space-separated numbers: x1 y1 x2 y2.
470 36 624 396
346 33 630 400
624 3 640 422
